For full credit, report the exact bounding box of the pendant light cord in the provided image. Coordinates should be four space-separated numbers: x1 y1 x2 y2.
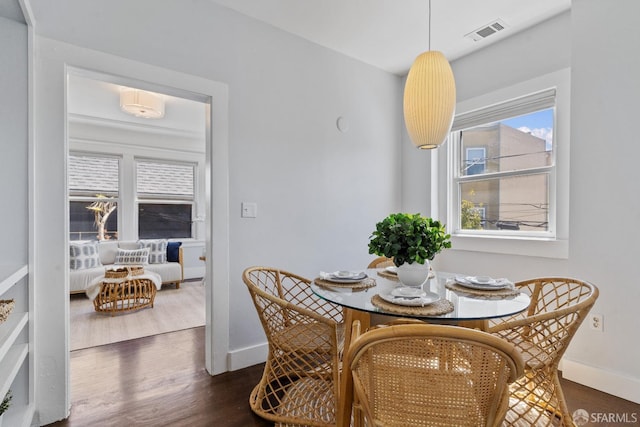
428 0 432 51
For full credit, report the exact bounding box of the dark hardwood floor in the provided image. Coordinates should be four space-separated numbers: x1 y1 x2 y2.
46 326 639 426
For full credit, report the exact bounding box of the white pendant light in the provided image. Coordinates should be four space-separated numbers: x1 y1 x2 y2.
120 88 165 119
403 0 456 149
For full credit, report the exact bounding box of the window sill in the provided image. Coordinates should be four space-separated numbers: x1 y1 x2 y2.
450 234 568 259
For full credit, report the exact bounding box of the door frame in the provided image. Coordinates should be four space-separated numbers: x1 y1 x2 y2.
33 38 230 424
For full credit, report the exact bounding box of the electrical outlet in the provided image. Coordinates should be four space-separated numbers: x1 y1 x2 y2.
590 313 604 332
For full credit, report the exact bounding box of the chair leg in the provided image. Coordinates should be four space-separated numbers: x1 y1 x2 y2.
553 372 575 427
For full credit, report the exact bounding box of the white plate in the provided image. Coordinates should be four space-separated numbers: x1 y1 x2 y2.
467 276 496 286
385 266 398 274
454 276 512 290
325 271 367 283
391 287 426 298
378 290 441 307
333 270 362 279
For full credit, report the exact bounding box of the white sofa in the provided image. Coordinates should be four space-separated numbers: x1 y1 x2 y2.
69 240 183 294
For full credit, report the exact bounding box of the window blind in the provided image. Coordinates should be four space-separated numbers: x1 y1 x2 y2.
137 160 194 199
68 154 119 196
452 88 556 132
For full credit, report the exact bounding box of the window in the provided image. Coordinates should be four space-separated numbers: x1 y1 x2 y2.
465 147 486 175
68 154 119 241
136 160 195 239
449 82 556 242
440 69 572 260
450 89 555 238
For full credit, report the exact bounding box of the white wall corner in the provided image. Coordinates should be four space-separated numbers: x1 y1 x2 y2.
561 358 640 405
227 342 268 371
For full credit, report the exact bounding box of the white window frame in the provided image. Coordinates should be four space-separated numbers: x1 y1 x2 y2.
436 68 570 259
68 142 205 242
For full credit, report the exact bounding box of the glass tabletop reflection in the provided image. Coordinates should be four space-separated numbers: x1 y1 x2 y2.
311 269 530 323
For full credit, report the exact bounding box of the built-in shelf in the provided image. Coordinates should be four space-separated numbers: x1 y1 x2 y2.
3 402 36 427
0 344 28 399
0 312 28 361
0 264 32 427
0 265 28 295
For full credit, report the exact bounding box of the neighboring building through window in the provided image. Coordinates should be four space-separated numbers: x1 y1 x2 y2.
450 89 555 237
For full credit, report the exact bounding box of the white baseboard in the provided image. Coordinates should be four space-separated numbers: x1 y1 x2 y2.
561 358 640 404
225 347 640 406
227 342 268 371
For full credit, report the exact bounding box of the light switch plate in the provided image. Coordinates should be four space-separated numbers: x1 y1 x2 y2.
241 202 257 218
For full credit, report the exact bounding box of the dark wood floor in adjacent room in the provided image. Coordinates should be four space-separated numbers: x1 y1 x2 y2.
46 326 639 427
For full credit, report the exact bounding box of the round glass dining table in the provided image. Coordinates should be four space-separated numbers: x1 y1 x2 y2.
311 269 531 330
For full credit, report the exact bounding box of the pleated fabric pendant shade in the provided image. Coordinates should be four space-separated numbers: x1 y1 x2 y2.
403 50 456 149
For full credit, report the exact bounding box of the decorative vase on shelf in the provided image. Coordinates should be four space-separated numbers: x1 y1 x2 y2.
396 261 430 287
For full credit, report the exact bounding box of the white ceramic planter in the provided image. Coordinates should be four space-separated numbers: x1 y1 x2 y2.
396 261 430 287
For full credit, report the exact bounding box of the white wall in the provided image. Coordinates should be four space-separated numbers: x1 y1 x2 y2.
0 11 30 420
564 0 640 400
416 5 640 403
28 0 402 423
0 15 28 264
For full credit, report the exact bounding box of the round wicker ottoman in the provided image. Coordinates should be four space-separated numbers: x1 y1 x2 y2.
94 267 157 315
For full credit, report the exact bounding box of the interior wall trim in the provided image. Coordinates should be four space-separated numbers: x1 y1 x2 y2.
562 358 640 405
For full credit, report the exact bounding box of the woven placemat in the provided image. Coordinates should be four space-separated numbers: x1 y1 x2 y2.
377 270 399 281
376 270 436 281
445 281 521 299
314 277 377 290
371 294 454 316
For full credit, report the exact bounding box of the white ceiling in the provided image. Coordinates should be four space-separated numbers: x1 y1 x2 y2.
67 74 206 137
64 1 571 132
209 0 571 75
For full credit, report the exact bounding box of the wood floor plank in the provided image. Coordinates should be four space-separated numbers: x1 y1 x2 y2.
46 326 639 426
47 327 271 427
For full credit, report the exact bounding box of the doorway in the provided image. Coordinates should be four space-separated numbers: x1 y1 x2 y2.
32 38 230 423
66 72 207 350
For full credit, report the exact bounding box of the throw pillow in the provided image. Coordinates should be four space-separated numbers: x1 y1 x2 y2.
69 241 102 270
138 239 168 264
167 241 182 263
114 248 150 265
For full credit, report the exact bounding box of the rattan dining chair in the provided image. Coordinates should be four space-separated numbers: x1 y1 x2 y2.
486 277 599 426
242 266 345 427
339 322 525 427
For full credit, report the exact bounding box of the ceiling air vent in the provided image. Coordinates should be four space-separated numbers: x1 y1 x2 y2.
465 19 508 42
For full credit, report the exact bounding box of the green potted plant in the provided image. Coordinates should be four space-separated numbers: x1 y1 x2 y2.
0 390 12 426
368 213 451 286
